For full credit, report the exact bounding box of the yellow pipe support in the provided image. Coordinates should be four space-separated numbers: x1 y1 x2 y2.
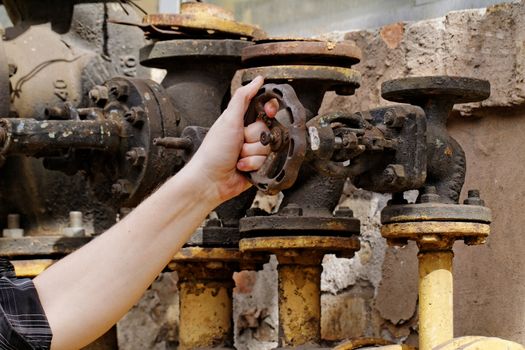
178 279 233 349
278 262 322 347
333 337 416 350
11 259 55 278
418 250 454 350
433 336 524 350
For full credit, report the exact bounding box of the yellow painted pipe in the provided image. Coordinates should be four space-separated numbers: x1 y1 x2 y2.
178 280 233 349
278 263 322 347
433 336 524 350
418 250 454 350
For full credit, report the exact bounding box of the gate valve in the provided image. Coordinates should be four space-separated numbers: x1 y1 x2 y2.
243 84 307 195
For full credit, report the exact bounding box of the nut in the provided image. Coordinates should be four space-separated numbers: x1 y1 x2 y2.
125 147 146 166
124 106 145 128
88 85 109 106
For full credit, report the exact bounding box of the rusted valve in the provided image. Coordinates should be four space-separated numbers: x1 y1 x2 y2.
382 76 490 203
243 84 307 195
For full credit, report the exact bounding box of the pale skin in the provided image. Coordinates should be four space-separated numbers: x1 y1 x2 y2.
33 76 278 350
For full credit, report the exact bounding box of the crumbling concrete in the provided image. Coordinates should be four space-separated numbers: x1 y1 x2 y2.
117 2 525 348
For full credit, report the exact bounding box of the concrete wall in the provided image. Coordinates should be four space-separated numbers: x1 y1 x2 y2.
117 1 525 349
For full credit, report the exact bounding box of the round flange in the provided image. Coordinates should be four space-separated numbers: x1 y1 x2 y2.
142 2 266 40
381 203 491 225
140 39 252 67
172 247 240 263
381 76 490 104
381 221 490 248
239 65 361 94
240 215 360 238
239 236 361 258
242 40 361 68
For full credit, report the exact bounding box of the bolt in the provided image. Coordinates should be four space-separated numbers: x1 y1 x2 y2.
3 214 24 238
383 164 405 185
124 106 145 128
88 85 109 106
112 179 132 196
463 189 484 206
7 214 20 229
63 211 85 237
383 109 405 128
125 147 146 166
280 203 303 216
109 81 129 100
420 185 441 203
334 206 354 217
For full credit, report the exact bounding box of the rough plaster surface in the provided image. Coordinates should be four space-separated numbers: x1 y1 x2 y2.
117 2 525 348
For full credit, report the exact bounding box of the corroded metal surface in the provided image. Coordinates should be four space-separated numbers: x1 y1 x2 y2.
141 2 266 40
382 76 490 104
239 236 360 259
171 247 239 350
381 203 492 224
242 40 361 68
240 65 361 93
278 263 322 347
382 76 491 203
381 221 490 249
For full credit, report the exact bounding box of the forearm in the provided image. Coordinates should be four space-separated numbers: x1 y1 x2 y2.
33 165 219 350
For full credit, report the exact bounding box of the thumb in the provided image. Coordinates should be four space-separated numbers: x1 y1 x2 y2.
224 76 264 121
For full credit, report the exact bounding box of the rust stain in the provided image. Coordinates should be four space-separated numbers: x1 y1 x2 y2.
444 146 453 156
380 22 405 49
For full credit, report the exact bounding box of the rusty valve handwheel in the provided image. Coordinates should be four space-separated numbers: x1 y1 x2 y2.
243 83 307 195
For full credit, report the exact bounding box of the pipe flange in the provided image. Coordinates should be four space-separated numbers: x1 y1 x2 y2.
140 2 266 40
240 215 360 238
239 65 361 96
381 203 491 225
242 40 361 68
171 247 240 263
381 221 490 249
140 39 253 68
239 236 361 260
381 76 490 104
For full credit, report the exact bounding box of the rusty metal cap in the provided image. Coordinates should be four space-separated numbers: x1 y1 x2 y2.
381 76 491 104
242 40 362 68
142 2 266 40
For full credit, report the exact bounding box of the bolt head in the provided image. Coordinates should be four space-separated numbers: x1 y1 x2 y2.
125 107 145 127
88 85 109 105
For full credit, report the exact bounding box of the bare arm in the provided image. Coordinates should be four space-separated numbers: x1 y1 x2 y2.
33 76 277 350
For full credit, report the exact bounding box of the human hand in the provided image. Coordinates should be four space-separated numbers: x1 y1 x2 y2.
187 76 279 205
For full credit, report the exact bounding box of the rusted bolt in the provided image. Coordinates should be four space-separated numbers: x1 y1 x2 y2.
153 137 193 150
109 81 129 100
464 236 487 246
463 189 484 206
420 186 441 203
3 214 24 238
383 164 405 184
280 203 303 216
112 179 132 196
124 106 145 128
88 85 109 106
334 206 354 217
125 147 146 167
383 109 405 128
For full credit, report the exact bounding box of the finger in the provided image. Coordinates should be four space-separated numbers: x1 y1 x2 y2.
264 98 279 118
237 155 267 172
244 119 269 143
225 76 264 119
241 142 270 158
